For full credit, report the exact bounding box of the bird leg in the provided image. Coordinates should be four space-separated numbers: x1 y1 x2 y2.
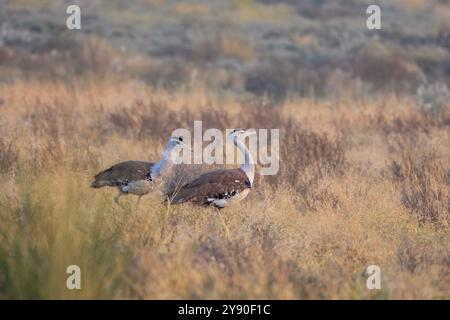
114 191 124 208
136 195 143 207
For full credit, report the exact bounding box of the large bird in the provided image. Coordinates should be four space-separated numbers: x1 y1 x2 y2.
91 136 186 206
168 128 256 208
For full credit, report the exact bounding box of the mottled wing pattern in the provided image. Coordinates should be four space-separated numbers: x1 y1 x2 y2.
168 169 251 206
91 161 153 188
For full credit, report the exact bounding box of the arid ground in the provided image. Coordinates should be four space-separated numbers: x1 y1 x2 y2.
0 0 449 299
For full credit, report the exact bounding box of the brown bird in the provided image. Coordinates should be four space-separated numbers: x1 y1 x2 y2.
91 136 186 206
167 128 256 209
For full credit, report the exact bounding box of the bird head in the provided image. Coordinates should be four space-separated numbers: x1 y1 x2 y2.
167 136 188 150
229 128 257 141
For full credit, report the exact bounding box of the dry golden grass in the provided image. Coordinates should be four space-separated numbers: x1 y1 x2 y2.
0 78 449 299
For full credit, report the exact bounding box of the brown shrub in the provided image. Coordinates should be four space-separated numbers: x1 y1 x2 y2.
19 101 99 172
140 60 194 89
391 151 449 228
0 137 19 174
397 236 445 273
104 100 234 141
105 101 178 139
276 121 345 211
377 113 431 136
377 109 450 139
352 41 423 92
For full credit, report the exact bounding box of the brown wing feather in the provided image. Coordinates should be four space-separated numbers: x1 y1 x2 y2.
91 161 153 188
168 169 250 205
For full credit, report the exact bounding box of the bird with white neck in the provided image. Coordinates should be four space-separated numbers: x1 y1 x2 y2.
167 128 257 209
91 136 187 206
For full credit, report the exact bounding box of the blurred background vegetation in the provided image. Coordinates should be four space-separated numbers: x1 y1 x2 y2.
1 0 449 102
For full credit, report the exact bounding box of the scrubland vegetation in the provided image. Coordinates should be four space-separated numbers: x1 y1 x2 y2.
0 0 449 299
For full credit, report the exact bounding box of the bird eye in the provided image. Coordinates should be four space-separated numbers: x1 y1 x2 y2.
178 137 183 142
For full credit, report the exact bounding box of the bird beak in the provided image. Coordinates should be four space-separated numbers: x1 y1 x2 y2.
180 142 191 151
245 129 257 137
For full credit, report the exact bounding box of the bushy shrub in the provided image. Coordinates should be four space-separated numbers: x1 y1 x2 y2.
391 151 449 228
0 137 19 174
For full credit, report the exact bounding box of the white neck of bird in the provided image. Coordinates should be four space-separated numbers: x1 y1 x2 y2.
234 137 255 187
151 146 175 179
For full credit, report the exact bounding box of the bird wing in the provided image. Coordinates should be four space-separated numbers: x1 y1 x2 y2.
91 161 154 187
168 168 250 205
